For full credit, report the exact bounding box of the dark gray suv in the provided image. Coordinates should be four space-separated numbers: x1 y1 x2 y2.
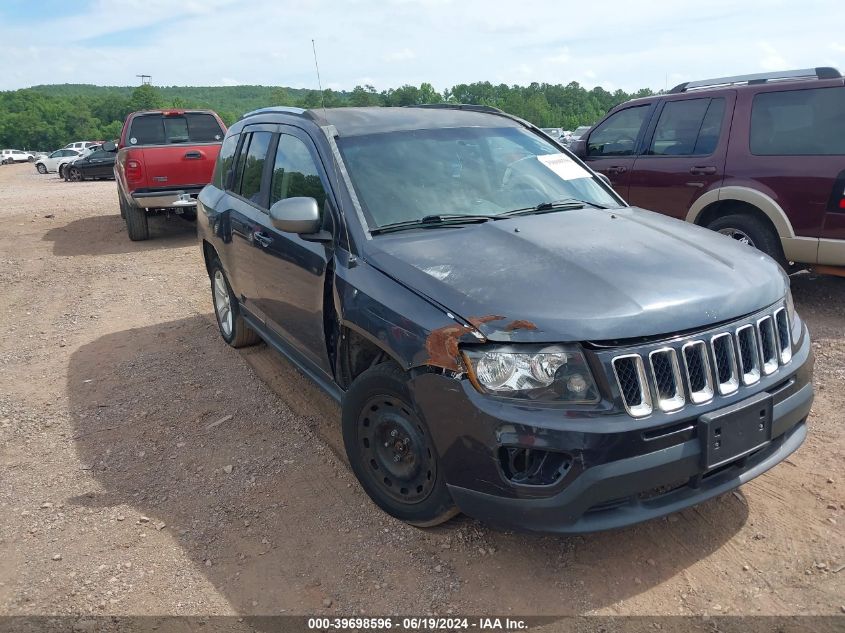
196 105 813 533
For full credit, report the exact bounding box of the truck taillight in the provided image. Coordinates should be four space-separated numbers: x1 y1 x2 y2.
126 159 142 183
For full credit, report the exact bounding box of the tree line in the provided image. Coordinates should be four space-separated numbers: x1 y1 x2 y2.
0 81 656 151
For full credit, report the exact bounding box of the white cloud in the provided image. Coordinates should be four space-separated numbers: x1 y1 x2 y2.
1 0 844 91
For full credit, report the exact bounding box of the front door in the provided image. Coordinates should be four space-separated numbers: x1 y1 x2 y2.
247 128 335 375
582 103 655 199
627 94 734 219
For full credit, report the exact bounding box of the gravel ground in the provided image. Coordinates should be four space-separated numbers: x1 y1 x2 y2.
0 162 843 620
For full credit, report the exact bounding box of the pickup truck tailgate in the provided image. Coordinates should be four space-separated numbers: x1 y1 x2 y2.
140 144 220 188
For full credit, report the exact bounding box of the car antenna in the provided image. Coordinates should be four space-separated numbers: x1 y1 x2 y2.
312 38 355 266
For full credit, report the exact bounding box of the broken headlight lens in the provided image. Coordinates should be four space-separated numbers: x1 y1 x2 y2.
462 345 599 402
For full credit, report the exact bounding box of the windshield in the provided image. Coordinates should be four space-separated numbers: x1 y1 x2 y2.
336 126 620 229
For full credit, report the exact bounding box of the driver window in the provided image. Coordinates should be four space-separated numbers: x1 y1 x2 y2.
270 134 327 209
587 106 650 157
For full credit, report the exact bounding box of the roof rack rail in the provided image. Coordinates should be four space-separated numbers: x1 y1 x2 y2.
670 67 841 93
241 106 306 119
409 103 504 114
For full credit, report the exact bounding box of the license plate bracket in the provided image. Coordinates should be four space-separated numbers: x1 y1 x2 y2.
698 391 773 470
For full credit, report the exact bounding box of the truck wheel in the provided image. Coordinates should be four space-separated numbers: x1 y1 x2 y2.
36 163 47 174
209 259 260 348
707 213 786 268
124 199 150 241
342 362 458 527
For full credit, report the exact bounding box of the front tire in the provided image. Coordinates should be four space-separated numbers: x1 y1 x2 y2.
342 362 458 527
67 167 81 182
123 197 150 241
36 163 47 174
707 213 786 268
209 259 260 348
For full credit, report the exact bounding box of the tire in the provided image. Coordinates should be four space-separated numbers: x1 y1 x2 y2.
58 164 66 178
68 167 82 182
707 213 786 268
118 192 126 219
36 163 47 174
342 362 458 527
123 197 150 241
28 156 35 162
208 259 260 348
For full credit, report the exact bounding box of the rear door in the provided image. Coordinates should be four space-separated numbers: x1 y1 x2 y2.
582 103 656 198
627 93 733 218
126 112 224 188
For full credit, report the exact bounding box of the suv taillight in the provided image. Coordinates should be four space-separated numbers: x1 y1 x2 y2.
125 159 143 183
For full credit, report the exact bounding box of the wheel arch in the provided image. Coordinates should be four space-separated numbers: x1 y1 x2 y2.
686 186 795 238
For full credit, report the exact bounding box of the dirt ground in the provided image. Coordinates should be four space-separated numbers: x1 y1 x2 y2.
0 161 843 620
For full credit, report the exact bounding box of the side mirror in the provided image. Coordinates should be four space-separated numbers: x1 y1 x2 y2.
269 197 321 234
570 138 587 159
102 141 117 152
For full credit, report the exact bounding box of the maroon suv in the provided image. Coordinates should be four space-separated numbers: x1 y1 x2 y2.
571 67 845 270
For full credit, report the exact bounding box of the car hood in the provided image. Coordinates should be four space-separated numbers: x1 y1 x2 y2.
364 207 787 343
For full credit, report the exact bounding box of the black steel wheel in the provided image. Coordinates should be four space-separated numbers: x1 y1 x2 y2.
342 363 458 526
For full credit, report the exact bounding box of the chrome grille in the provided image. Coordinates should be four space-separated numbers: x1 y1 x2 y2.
612 355 653 417
774 307 792 364
736 324 761 386
610 304 793 418
711 332 739 395
757 316 778 375
682 341 713 404
648 348 685 412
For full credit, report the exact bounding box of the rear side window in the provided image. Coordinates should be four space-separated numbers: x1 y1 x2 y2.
236 131 273 204
648 98 725 156
213 133 240 189
587 105 650 157
751 87 845 155
127 113 224 146
270 134 327 208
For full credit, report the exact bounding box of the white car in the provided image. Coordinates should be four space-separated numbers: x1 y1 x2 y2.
1 149 34 164
35 148 84 175
64 141 98 151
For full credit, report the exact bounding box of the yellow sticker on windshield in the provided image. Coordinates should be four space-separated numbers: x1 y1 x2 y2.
536 154 591 181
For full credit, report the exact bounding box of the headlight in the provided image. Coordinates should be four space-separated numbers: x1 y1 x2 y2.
462 345 599 402
785 287 796 325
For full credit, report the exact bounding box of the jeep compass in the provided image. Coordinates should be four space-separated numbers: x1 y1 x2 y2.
197 105 813 533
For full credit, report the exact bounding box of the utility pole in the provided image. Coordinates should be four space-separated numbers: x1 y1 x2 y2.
136 74 151 86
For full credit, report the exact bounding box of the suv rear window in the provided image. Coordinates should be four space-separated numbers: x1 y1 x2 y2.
127 113 224 146
750 87 845 155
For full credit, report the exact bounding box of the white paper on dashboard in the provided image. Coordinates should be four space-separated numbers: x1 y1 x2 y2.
536 153 591 181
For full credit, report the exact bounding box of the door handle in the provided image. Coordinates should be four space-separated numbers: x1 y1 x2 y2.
184 150 202 160
253 231 273 248
689 166 717 175
607 165 627 175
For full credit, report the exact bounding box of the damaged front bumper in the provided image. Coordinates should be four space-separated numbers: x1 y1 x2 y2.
408 323 813 533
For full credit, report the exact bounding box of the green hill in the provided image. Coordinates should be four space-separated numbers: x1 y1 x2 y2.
0 81 654 151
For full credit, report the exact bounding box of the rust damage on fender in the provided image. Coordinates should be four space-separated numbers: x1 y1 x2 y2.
425 315 503 371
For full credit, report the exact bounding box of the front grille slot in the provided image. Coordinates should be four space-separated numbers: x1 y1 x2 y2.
736 324 761 385
774 307 792 364
711 333 739 395
612 355 653 417
649 348 685 412
757 316 779 375
682 341 713 404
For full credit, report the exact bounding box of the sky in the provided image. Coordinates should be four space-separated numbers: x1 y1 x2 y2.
1 0 844 93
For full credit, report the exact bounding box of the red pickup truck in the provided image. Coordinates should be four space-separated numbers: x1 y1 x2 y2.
110 109 226 241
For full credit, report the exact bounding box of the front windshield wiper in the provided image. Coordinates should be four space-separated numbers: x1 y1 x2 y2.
370 214 500 235
500 197 609 218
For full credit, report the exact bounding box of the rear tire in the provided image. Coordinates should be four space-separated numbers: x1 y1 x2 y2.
342 362 458 527
209 259 260 348
124 197 150 241
707 213 786 268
